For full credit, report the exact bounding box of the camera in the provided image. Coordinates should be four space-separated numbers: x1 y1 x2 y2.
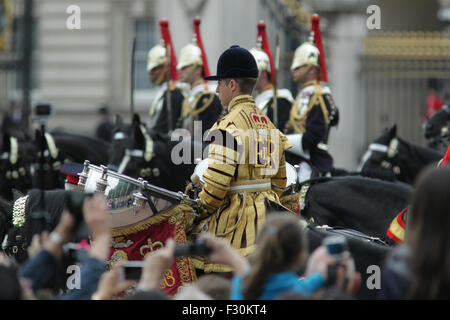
65 190 94 241
322 235 348 260
33 103 53 122
122 261 144 280
174 238 211 257
322 235 349 286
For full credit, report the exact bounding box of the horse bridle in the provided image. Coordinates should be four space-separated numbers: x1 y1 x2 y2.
360 137 402 176
114 125 155 175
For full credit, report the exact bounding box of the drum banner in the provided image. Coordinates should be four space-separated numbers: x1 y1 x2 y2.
280 183 310 215
108 203 197 296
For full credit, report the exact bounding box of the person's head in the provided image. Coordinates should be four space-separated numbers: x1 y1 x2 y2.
147 44 168 86
242 213 308 300
177 42 204 85
290 42 320 84
249 47 272 93
126 289 169 300
406 166 450 299
195 274 232 300
98 105 110 121
205 45 258 107
174 283 213 300
0 253 22 300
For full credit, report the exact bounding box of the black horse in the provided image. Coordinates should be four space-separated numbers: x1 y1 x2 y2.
280 175 412 242
358 125 443 185
263 201 391 299
0 133 34 200
108 114 202 192
304 224 390 299
423 105 450 153
0 129 110 200
2 187 390 300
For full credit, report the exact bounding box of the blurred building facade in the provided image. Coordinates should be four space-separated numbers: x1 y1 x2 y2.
1 0 449 170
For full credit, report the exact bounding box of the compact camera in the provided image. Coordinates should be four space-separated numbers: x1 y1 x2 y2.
174 238 211 257
322 235 348 260
33 103 53 122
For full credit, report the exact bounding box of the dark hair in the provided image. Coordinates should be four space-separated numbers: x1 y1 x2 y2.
407 166 450 299
241 214 307 300
225 78 257 95
0 264 22 300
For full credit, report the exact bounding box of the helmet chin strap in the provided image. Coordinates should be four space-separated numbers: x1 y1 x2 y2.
293 64 313 83
152 64 167 86
180 63 199 83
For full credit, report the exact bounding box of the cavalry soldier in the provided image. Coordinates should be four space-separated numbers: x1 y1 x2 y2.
192 45 292 273
147 20 185 135
176 18 223 137
285 14 339 182
250 21 293 131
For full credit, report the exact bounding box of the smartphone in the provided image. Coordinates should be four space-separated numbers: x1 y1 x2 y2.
122 261 144 280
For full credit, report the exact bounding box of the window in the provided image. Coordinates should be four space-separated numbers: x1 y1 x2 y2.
133 17 157 90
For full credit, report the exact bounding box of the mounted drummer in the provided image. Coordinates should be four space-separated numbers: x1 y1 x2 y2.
285 14 339 182
175 17 223 137
250 21 293 131
147 19 185 135
191 45 292 273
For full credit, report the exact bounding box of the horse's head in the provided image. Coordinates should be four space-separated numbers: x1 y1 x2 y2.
358 125 403 180
108 114 155 178
359 125 443 184
0 133 34 200
424 105 450 150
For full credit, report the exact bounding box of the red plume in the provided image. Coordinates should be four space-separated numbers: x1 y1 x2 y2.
257 21 274 76
193 17 211 78
159 19 178 80
311 14 328 82
439 145 450 167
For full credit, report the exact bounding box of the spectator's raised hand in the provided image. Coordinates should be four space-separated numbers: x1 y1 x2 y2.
91 262 135 300
82 194 111 261
138 238 175 291
82 194 110 238
305 246 360 296
198 232 249 276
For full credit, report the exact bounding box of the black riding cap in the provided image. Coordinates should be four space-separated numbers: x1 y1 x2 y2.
204 45 259 80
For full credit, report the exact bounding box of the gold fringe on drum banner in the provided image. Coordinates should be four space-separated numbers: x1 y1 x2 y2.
108 204 198 295
111 203 195 237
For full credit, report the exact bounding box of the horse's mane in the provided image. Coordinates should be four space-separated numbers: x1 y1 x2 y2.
331 167 398 182
398 137 443 170
50 132 110 165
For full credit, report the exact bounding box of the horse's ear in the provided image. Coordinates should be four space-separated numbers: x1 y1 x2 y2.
132 113 141 126
390 124 397 137
134 123 145 146
2 132 10 150
34 128 41 140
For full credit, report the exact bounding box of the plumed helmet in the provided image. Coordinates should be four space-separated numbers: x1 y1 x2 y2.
204 45 258 80
176 42 203 70
146 44 166 72
290 42 320 71
250 47 271 74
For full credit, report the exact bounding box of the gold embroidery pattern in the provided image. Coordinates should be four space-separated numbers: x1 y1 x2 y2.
161 270 176 289
174 212 197 284
139 238 164 257
109 249 129 268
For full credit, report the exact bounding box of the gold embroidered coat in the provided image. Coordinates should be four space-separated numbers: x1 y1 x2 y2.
193 95 292 272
